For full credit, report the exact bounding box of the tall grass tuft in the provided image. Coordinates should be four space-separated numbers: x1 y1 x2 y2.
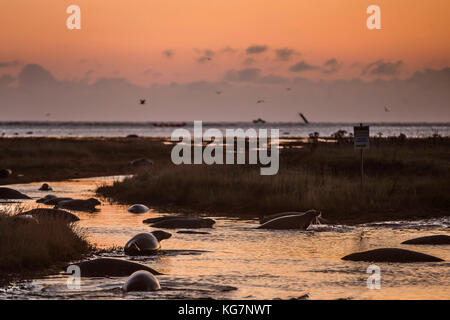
0 208 93 274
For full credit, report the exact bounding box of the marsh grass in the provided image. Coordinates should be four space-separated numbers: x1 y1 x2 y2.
0 207 93 275
97 138 450 223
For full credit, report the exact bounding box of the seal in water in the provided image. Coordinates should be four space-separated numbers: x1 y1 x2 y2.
341 248 444 263
71 258 161 277
143 216 188 224
0 187 31 200
56 198 101 212
128 204 150 214
123 270 161 292
260 209 320 224
42 197 73 205
39 183 53 191
0 169 12 179
130 158 153 167
401 235 450 245
19 208 79 222
150 218 215 229
36 194 57 203
124 231 172 256
257 211 321 230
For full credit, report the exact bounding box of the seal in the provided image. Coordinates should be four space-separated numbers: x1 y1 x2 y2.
341 248 444 263
0 169 12 179
150 218 215 229
56 198 101 212
19 208 80 222
36 194 57 203
260 210 320 224
39 183 53 191
0 187 31 199
401 235 450 245
70 258 161 277
123 270 161 292
124 231 172 256
128 204 150 214
257 211 321 230
143 216 188 224
130 158 153 167
42 197 73 205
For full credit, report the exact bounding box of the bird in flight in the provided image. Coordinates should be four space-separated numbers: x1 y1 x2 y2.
286 87 292 91
256 99 265 104
384 106 390 112
216 91 222 95
140 99 146 105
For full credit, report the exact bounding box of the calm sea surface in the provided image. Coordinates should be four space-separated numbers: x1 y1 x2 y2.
1 122 449 138
1 177 448 300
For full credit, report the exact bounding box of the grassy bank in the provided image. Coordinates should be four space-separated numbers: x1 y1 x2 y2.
0 137 173 184
1 136 449 223
97 137 450 223
0 207 93 281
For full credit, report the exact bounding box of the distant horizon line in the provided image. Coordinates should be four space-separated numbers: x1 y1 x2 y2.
1 121 449 125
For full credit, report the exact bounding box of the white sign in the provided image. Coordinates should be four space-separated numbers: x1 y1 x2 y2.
354 125 370 149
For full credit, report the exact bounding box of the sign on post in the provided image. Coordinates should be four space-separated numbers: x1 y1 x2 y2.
354 125 370 149
354 124 370 186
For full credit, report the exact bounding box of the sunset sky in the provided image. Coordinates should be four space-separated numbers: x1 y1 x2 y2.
0 0 449 121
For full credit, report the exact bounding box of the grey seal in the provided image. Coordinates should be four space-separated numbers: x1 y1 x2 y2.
128 204 150 214
124 231 172 256
150 218 215 229
123 270 161 292
257 211 321 230
341 248 444 263
0 187 31 200
401 235 450 245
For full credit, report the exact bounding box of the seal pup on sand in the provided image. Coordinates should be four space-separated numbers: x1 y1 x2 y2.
257 211 321 230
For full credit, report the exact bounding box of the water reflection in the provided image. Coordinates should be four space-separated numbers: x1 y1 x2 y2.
1 177 449 299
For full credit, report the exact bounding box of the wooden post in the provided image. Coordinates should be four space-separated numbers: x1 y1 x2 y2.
360 148 364 186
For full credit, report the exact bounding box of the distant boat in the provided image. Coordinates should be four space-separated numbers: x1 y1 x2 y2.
299 113 309 124
253 118 266 124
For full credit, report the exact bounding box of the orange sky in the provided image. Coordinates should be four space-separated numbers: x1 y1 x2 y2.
1 0 449 84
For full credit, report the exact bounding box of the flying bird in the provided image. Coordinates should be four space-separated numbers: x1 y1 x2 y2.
140 99 146 105
384 106 390 112
256 100 265 104
216 91 222 95
286 87 292 91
